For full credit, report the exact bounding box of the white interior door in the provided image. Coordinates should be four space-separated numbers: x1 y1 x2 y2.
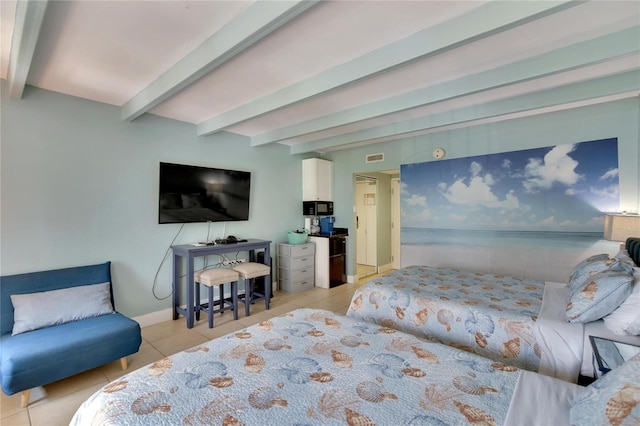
356 178 377 266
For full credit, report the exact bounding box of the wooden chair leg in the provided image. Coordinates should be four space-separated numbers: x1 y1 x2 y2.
20 389 31 408
120 357 128 370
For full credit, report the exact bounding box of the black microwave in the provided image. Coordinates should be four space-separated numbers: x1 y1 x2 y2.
303 201 333 216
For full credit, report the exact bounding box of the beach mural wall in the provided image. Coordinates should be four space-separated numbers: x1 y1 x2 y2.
400 138 621 282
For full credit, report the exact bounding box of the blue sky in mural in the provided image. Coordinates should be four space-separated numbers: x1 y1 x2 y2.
400 138 619 231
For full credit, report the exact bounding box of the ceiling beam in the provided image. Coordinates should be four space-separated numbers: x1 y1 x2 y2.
121 0 319 122
290 70 640 155
197 0 582 136
252 26 640 146
7 0 48 99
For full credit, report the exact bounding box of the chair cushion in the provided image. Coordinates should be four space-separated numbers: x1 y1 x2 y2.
232 262 270 279
195 268 240 286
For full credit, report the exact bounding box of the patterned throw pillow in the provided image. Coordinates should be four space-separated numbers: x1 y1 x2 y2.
569 253 609 292
566 270 633 323
568 255 628 295
570 352 640 426
614 249 637 268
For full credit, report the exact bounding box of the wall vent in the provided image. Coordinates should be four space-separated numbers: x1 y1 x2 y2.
366 153 384 163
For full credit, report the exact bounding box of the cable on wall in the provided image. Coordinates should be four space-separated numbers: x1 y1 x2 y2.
152 223 185 300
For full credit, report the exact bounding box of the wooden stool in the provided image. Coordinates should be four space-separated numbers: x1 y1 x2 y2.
194 268 239 328
232 262 271 316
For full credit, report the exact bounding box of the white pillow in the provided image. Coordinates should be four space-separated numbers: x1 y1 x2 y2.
11 282 114 335
604 267 640 335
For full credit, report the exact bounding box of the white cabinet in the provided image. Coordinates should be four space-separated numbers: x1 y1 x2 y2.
308 236 329 288
302 158 333 201
277 242 315 294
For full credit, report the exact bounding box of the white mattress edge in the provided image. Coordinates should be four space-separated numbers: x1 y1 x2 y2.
534 281 584 382
504 370 582 425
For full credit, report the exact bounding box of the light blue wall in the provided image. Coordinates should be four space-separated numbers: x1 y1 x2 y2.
0 84 303 317
2 83 638 314
328 98 640 280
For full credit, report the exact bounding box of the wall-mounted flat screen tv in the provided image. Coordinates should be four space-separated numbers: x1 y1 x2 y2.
158 162 251 224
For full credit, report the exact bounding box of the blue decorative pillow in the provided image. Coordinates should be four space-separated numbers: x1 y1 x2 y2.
569 255 627 295
566 271 633 323
11 282 114 335
570 352 640 425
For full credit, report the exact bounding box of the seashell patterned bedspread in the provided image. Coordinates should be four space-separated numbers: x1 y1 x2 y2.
71 308 521 425
347 265 545 373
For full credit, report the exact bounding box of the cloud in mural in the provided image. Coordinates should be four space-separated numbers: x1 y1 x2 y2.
522 144 583 193
441 174 520 210
599 168 618 180
590 184 619 199
404 194 427 207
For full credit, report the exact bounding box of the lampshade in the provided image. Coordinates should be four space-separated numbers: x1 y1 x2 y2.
603 213 640 241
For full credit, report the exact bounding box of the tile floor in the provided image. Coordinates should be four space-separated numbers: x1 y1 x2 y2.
0 277 375 426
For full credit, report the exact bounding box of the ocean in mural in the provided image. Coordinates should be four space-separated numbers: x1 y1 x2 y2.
402 228 604 250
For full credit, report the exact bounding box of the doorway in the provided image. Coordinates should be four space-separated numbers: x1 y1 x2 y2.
391 177 400 270
355 175 378 279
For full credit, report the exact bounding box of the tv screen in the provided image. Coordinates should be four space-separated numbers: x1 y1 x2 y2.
158 162 251 224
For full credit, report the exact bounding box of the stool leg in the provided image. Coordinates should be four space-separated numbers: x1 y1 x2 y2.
195 282 201 321
219 283 227 314
208 285 214 328
219 283 232 314
244 279 251 317
264 274 271 310
231 280 238 320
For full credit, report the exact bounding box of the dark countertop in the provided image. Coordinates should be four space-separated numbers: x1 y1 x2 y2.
308 226 348 238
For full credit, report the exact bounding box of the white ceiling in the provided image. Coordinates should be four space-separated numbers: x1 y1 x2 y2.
2 0 639 155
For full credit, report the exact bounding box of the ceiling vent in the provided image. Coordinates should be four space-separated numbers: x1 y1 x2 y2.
366 153 384 163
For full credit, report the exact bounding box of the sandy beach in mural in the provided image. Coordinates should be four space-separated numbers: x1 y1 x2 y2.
401 239 619 283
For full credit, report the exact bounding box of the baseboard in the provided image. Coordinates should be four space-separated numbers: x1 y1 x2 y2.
133 307 175 328
132 286 261 328
377 263 393 274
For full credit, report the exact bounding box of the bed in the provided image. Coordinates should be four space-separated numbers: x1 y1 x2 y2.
346 238 640 383
71 308 589 426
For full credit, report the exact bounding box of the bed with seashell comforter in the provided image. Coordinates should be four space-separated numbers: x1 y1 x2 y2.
346 265 585 382
70 308 583 426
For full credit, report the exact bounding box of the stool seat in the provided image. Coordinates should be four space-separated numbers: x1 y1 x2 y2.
195 268 240 286
194 268 240 328
232 262 270 279
232 262 271 316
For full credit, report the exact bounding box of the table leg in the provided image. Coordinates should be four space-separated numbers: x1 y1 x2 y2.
173 253 180 320
186 255 195 328
264 245 271 309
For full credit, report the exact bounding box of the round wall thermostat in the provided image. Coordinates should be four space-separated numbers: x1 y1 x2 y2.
432 148 446 159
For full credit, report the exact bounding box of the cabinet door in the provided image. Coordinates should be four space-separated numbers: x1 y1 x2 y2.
303 159 333 201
